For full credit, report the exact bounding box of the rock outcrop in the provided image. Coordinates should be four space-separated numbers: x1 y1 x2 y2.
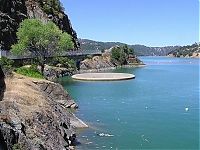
42 65 75 80
0 74 87 150
168 43 200 58
0 66 6 101
80 53 115 71
80 52 144 72
0 0 79 50
33 80 78 108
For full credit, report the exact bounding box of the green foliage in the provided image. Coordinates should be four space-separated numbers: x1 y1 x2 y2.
11 19 74 75
86 55 93 59
169 43 199 57
0 56 14 68
122 44 129 54
128 47 134 55
0 56 14 72
110 45 136 65
122 44 135 55
16 66 44 79
12 144 21 150
52 57 76 69
38 0 64 15
169 43 200 57
111 46 128 66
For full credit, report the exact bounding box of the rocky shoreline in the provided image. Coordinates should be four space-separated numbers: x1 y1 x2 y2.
78 64 145 74
0 70 87 150
43 59 145 80
168 53 200 59
0 60 145 149
0 56 145 149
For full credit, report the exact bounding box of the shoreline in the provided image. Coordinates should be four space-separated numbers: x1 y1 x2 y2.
0 63 145 149
167 55 200 59
77 64 146 74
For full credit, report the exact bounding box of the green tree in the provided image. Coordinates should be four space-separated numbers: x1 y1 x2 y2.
122 44 129 54
111 46 127 66
128 47 134 55
0 56 14 73
111 47 121 62
118 49 127 65
11 19 74 75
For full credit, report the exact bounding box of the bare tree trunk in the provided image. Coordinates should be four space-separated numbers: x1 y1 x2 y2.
0 65 6 101
40 63 45 76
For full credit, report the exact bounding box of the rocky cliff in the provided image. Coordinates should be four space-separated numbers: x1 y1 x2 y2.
0 74 87 150
0 0 79 50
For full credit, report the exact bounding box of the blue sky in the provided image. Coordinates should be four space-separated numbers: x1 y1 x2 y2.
60 0 199 47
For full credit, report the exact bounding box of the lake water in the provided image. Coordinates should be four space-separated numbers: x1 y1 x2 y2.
58 57 199 150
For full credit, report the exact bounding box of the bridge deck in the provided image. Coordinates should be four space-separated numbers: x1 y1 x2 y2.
0 50 102 60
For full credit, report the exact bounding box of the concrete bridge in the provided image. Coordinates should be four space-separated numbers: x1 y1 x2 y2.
0 50 102 60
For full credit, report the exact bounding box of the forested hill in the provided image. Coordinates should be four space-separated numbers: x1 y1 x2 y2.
79 39 179 56
168 43 200 58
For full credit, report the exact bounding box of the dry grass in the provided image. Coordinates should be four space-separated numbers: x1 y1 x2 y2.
4 73 49 115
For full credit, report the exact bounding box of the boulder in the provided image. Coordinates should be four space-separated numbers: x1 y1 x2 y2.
80 55 115 71
42 65 74 80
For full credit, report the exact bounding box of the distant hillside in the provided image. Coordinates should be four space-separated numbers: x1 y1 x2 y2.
79 39 179 56
168 43 200 58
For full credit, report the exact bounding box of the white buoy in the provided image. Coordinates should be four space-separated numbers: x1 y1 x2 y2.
185 107 189 112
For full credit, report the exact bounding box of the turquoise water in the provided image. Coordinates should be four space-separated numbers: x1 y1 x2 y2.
58 57 199 150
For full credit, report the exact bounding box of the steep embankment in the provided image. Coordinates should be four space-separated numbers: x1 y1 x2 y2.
79 39 179 56
0 73 87 150
0 0 79 50
168 43 200 58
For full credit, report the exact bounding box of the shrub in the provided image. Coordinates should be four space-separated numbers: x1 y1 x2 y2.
0 56 14 73
51 57 76 70
16 66 44 79
12 143 21 150
86 55 93 59
111 46 127 66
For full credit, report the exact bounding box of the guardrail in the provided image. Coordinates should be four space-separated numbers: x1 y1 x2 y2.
0 50 102 60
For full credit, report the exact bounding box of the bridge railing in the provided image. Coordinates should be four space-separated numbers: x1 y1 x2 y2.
0 49 102 60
